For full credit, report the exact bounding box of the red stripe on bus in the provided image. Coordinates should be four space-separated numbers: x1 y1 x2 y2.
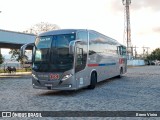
119 58 124 64
88 64 99 67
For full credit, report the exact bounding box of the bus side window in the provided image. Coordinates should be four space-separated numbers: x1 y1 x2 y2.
117 46 126 56
120 46 122 55
117 46 120 55
117 46 122 55
89 32 98 55
76 47 83 65
122 47 126 56
75 47 85 72
75 31 88 73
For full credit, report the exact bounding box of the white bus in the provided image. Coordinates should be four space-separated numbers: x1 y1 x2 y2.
21 29 127 90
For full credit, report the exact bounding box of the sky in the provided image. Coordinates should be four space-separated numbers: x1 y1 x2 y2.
0 0 160 55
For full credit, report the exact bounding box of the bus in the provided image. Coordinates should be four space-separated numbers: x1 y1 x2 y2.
20 29 127 90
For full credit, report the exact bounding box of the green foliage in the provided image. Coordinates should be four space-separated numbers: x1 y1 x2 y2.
9 49 28 64
146 48 160 60
0 54 4 64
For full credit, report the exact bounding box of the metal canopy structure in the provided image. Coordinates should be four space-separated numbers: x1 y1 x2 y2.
0 29 36 49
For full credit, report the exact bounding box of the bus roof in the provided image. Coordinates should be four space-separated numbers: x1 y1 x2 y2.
39 29 125 46
39 29 83 36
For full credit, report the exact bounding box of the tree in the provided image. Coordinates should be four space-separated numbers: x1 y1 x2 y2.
0 54 4 64
24 22 60 35
146 48 160 61
9 49 28 65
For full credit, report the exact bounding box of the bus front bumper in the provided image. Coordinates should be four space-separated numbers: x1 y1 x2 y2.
32 78 77 90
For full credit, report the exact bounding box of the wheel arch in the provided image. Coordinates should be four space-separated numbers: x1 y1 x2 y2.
89 69 97 81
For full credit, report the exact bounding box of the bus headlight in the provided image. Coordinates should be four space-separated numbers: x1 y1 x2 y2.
32 74 38 80
62 74 72 81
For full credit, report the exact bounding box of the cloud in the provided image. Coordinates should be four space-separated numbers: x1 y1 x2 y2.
110 0 160 12
132 0 160 11
136 27 160 36
108 0 123 13
152 27 160 33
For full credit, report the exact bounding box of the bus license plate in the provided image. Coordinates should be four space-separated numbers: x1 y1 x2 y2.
50 74 59 80
45 84 53 87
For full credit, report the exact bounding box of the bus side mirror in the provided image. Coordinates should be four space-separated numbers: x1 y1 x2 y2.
69 41 75 54
69 40 83 54
20 43 35 57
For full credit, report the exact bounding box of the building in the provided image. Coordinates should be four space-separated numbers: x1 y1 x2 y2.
0 29 36 69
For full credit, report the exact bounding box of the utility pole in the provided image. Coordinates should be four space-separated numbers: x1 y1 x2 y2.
142 46 149 58
122 0 132 59
132 46 138 59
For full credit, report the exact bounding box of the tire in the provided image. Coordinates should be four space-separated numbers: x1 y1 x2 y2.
117 67 123 78
88 72 97 89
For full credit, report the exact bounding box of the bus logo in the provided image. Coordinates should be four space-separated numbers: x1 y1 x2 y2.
50 74 59 80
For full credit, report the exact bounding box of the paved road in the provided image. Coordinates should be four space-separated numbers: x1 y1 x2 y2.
0 66 160 119
0 72 31 78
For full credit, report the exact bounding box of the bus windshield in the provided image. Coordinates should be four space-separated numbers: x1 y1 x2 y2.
33 33 76 72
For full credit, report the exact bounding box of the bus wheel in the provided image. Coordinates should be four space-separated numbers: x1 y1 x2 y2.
88 72 97 89
117 67 123 78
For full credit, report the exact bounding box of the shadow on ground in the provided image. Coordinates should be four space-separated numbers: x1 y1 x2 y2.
37 76 122 96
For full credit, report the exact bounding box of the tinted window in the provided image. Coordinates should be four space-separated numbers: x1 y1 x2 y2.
33 34 75 72
35 36 52 49
75 31 88 72
89 32 99 55
53 34 75 48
